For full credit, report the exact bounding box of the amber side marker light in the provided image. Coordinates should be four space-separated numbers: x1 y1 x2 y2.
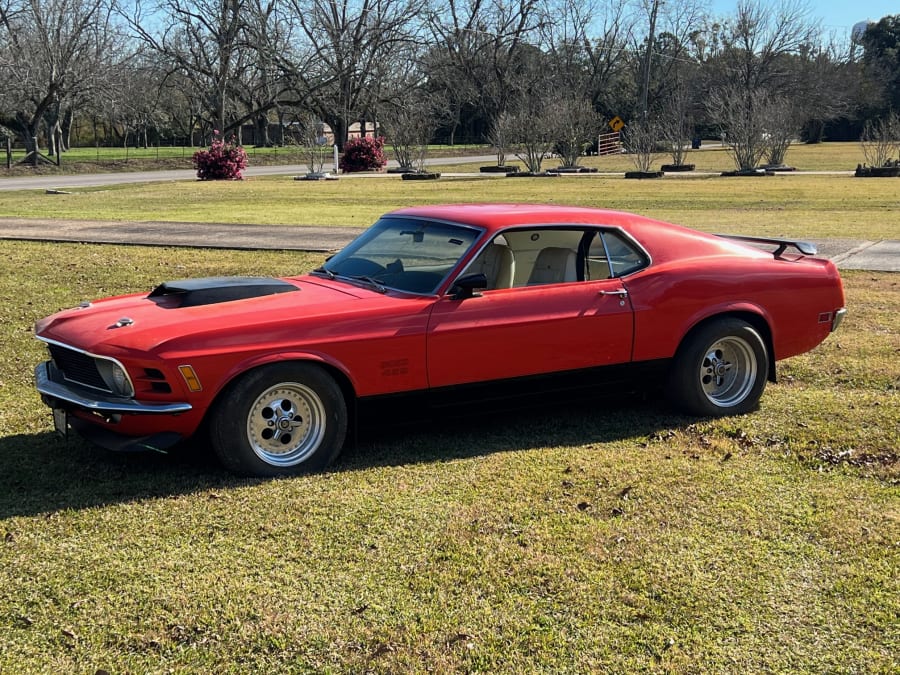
178 365 203 392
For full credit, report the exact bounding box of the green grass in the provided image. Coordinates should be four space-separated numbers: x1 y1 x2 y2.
0 240 897 673
1 170 897 240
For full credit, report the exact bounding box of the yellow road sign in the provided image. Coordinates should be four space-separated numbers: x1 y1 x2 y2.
608 116 625 132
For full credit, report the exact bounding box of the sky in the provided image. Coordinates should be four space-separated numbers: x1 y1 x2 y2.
708 0 896 37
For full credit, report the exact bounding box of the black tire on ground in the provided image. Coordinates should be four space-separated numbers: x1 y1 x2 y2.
210 362 348 477
668 318 769 417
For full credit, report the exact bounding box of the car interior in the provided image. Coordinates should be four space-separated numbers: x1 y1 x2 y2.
463 228 646 290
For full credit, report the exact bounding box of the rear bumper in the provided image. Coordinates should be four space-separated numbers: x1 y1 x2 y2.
832 308 847 332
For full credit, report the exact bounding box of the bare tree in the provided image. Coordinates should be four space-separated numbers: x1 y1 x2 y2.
286 0 425 149
860 112 900 168
554 96 601 168
125 0 256 137
623 116 662 173
487 111 513 168
702 0 819 172
541 0 635 116
426 0 548 134
297 112 329 174
760 95 801 166
239 0 299 146
0 0 118 163
631 0 705 119
707 83 772 171
658 86 694 167
381 88 445 172
503 94 564 174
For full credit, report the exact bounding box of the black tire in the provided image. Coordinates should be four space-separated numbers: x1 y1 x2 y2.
668 318 769 417
210 363 348 477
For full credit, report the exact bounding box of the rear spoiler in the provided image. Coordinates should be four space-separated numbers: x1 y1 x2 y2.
716 234 817 258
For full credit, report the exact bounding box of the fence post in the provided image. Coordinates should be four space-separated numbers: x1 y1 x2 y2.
5 138 10 169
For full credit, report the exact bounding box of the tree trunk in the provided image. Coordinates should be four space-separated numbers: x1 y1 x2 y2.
61 107 74 152
327 117 349 151
804 119 824 143
255 114 270 146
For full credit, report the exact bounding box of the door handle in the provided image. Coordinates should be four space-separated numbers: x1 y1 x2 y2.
600 288 629 306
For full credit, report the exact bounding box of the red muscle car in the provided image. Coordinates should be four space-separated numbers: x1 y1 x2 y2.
34 204 846 476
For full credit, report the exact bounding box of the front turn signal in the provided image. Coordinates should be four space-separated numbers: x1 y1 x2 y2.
178 365 203 392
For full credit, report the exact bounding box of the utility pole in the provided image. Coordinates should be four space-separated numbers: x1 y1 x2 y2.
640 0 661 123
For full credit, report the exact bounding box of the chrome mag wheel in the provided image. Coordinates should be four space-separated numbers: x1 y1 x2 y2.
699 336 758 408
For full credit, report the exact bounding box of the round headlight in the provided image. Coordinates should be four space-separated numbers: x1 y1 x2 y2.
97 359 135 397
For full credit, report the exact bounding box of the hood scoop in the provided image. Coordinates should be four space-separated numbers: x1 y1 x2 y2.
148 276 299 308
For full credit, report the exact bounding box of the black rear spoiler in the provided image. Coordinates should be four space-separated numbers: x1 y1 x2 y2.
716 234 817 258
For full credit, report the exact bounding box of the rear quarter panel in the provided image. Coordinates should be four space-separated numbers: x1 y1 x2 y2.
627 254 844 362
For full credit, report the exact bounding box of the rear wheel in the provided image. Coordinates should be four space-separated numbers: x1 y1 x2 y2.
668 319 769 416
210 363 347 476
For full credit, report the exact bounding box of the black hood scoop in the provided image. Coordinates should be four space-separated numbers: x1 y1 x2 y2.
148 276 299 308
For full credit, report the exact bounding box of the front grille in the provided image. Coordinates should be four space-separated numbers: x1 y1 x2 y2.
47 344 110 393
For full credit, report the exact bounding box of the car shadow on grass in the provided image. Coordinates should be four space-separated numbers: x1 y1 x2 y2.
0 431 243 520
341 394 692 471
0 396 694 519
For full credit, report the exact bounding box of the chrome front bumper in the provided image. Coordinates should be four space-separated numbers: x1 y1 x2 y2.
35 361 193 415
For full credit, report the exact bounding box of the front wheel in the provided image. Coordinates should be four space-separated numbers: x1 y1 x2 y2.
668 319 769 417
210 363 348 476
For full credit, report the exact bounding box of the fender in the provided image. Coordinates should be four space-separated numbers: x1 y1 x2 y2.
671 301 777 382
676 300 772 347
633 297 772 363
214 350 360 400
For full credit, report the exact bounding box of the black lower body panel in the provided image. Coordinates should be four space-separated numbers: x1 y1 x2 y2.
356 359 669 427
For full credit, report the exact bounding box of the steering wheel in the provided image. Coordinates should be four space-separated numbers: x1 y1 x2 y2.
336 257 387 277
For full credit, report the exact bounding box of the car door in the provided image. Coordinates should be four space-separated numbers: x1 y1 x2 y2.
425 228 636 389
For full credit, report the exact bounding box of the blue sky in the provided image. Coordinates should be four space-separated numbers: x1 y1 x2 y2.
708 0 896 35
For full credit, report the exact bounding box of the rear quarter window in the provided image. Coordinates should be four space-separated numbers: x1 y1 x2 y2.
598 231 649 277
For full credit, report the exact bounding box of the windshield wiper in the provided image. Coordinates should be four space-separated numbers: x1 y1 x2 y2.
313 267 386 293
349 275 387 293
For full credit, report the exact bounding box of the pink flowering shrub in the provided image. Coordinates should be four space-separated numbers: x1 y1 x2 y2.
192 132 248 180
339 136 387 172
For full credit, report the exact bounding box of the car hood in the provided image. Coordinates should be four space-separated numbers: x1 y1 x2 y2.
34 275 377 355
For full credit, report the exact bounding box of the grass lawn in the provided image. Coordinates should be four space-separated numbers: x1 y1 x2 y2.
0 240 897 673
0 155 897 241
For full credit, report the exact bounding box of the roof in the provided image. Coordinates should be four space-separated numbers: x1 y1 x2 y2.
387 203 650 233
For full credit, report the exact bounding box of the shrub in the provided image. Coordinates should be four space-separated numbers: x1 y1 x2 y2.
339 136 387 172
192 132 248 180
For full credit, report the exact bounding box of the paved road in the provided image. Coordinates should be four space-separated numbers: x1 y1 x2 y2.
0 161 896 270
0 155 500 191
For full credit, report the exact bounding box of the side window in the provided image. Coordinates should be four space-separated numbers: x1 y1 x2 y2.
465 228 647 288
599 231 648 278
585 234 613 280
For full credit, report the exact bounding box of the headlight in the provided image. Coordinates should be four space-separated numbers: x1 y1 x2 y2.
96 359 135 397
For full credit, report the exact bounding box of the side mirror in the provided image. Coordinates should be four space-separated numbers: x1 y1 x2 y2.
449 273 487 300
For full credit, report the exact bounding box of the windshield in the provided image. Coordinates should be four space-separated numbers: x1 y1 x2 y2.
320 217 483 294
